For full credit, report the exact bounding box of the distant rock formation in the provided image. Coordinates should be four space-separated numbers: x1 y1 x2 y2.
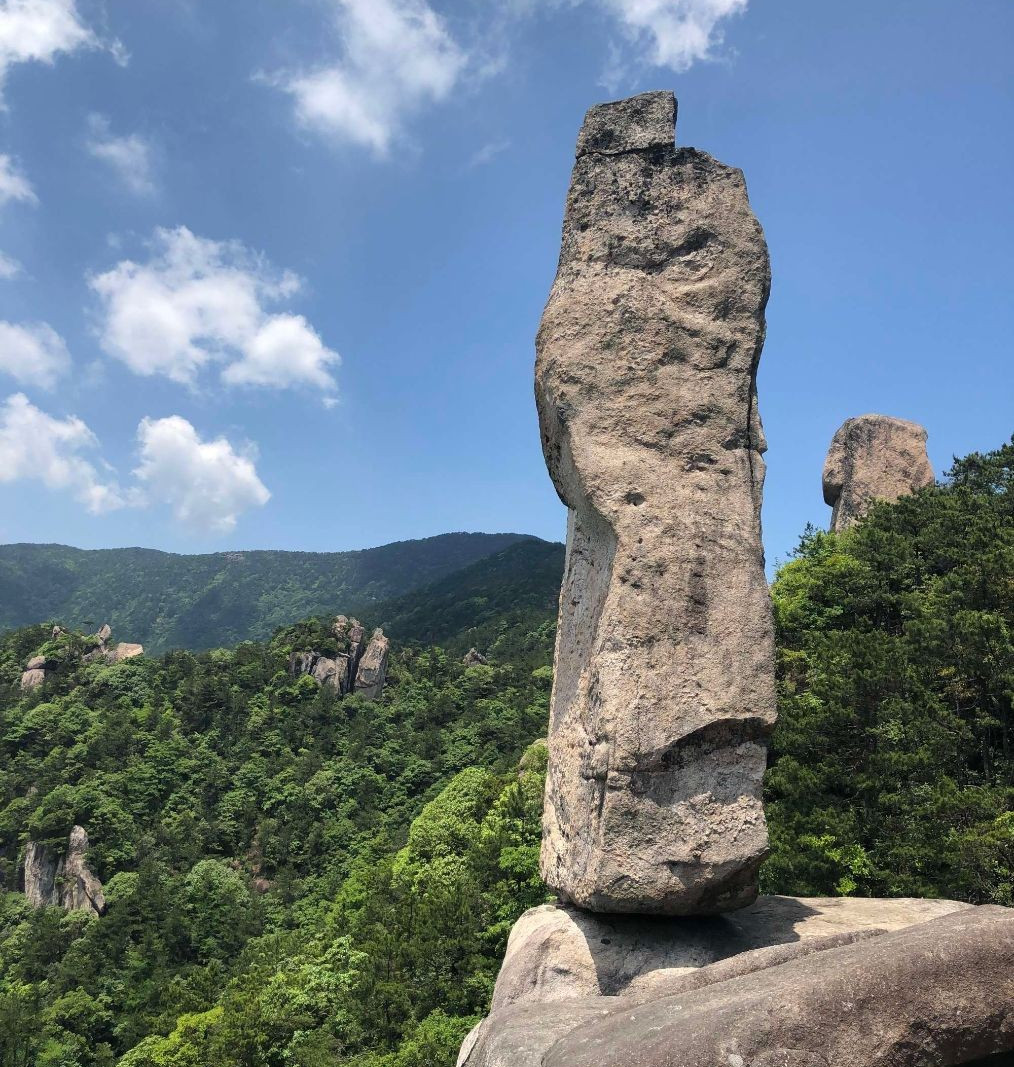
19 623 143 690
535 90 776 916
823 414 935 531
23 825 106 917
289 617 389 700
462 648 488 667
354 629 390 700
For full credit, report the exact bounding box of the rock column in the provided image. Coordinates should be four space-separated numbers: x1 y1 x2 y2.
823 414 934 531
536 91 776 915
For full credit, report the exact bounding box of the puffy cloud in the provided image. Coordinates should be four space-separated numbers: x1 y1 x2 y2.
276 0 466 155
85 113 155 195
0 320 71 388
0 392 124 511
89 227 339 398
0 0 110 97
0 154 36 207
596 0 748 72
134 415 270 534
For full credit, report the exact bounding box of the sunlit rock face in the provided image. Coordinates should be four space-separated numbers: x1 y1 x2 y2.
536 90 776 916
823 414 935 531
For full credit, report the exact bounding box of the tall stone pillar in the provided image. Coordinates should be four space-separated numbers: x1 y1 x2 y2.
536 91 776 915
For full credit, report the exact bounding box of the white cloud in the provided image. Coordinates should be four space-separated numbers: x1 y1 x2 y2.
596 0 748 73
89 227 340 398
86 113 154 195
468 138 511 169
0 320 71 388
0 0 114 98
0 251 21 278
276 0 467 155
0 154 36 207
134 415 270 534
0 392 124 511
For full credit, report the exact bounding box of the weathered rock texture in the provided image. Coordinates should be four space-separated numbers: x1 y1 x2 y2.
536 90 775 915
354 629 390 699
487 896 970 1012
461 905 1014 1067
289 617 389 700
23 826 106 917
823 414 935 531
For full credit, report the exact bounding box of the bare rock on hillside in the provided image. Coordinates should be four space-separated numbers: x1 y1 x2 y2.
463 648 488 666
536 90 776 915
354 629 390 700
823 414 935 531
23 825 106 917
105 642 143 664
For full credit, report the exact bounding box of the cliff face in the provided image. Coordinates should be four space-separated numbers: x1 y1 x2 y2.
23 826 106 917
288 617 390 700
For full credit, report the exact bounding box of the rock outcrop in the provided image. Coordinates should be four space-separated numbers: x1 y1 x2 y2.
487 896 970 1013
462 648 488 667
823 414 935 531
19 624 142 690
354 629 390 700
535 90 775 916
461 906 1014 1067
23 826 106 917
289 617 389 700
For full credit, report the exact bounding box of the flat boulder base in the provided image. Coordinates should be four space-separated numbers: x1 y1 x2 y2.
489 895 970 1012
537 89 776 916
823 413 935 531
461 905 1014 1067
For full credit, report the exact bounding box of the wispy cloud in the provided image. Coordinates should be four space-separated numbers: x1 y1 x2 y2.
86 114 155 196
598 0 749 74
0 153 36 207
0 393 273 532
0 0 123 100
468 138 511 169
0 251 21 278
134 415 270 534
0 320 71 387
271 0 467 156
89 227 340 401
0 392 125 513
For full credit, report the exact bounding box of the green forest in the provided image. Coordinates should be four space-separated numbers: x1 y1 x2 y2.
0 439 1011 1067
0 533 538 655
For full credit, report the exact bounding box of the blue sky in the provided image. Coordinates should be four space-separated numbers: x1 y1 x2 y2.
0 0 1010 569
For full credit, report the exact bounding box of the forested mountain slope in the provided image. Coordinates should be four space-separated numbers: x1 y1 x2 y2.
375 538 565 655
0 439 1010 1067
0 533 537 655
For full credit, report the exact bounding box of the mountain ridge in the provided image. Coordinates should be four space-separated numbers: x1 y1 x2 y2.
0 532 551 654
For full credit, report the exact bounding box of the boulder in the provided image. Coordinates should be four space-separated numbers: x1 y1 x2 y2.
535 90 776 915
462 906 1014 1067
823 414 935 531
20 668 46 690
288 650 318 678
105 642 143 664
463 648 488 666
488 895 970 1012
354 628 390 700
96 623 112 647
23 825 106 917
